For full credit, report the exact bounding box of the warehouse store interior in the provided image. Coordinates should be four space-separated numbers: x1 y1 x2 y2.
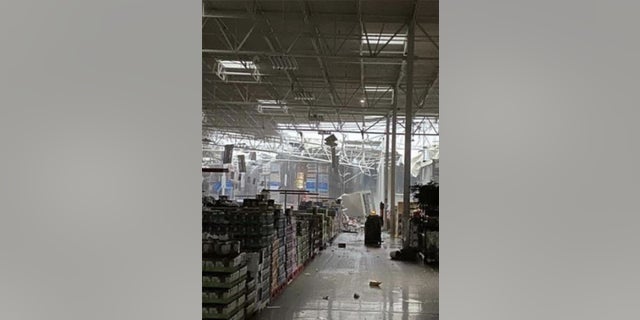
202 1 438 319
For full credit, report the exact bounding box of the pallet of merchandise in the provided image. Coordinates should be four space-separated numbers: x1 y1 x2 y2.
245 288 258 303
244 288 258 315
202 281 246 304
245 224 275 236
203 266 248 288
202 297 246 320
270 262 279 292
245 300 257 318
202 252 246 273
258 283 270 307
259 277 270 296
241 235 273 249
277 264 286 285
257 265 270 283
246 277 256 292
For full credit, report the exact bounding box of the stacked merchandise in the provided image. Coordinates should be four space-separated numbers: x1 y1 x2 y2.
202 243 247 318
412 182 439 264
295 219 310 266
238 196 275 313
319 208 336 245
270 210 287 296
284 215 298 279
275 213 287 286
203 195 277 319
245 247 270 314
269 236 280 296
294 213 324 257
327 207 341 240
203 196 247 320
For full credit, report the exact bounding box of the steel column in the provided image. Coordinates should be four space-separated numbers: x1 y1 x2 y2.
383 115 390 230
390 96 398 237
402 9 416 247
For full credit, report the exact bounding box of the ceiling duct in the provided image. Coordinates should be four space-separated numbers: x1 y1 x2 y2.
269 55 298 71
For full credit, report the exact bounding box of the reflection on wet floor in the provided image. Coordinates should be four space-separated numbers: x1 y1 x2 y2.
254 231 439 320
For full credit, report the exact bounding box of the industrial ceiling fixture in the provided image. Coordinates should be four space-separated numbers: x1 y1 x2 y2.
216 59 261 83
256 99 288 114
269 55 298 71
293 90 315 101
361 33 407 46
361 32 408 55
364 85 394 104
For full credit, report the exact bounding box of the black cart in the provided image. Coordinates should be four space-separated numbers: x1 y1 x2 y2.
364 214 383 247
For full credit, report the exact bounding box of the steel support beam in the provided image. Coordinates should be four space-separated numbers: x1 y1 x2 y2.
384 115 391 230
202 49 437 61
203 10 439 24
390 95 398 237
402 4 416 247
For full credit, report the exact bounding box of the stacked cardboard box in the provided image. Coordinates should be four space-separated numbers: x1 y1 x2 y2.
284 215 298 277
271 211 287 293
246 246 271 312
203 195 278 319
296 219 310 266
202 246 247 320
294 213 324 256
269 236 281 294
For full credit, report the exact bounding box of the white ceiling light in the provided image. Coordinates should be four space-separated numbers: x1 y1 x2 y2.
218 60 256 69
364 85 394 104
216 60 260 82
269 55 298 71
257 99 287 114
294 91 315 101
364 85 393 92
362 33 407 46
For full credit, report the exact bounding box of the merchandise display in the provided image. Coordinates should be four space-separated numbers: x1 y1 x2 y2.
203 194 343 319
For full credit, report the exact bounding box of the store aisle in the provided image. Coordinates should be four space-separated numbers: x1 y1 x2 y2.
254 232 439 320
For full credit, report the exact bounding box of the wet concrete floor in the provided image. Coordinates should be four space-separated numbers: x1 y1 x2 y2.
254 231 438 320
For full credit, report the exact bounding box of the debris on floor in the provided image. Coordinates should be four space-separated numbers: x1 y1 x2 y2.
304 273 311 276
322 296 329 300
338 243 346 248
369 280 382 287
353 293 360 299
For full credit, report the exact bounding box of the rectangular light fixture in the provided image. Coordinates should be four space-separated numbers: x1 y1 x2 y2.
364 85 394 103
294 91 315 101
216 60 260 82
218 60 256 69
364 85 393 92
269 55 298 71
361 33 407 46
257 99 287 114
